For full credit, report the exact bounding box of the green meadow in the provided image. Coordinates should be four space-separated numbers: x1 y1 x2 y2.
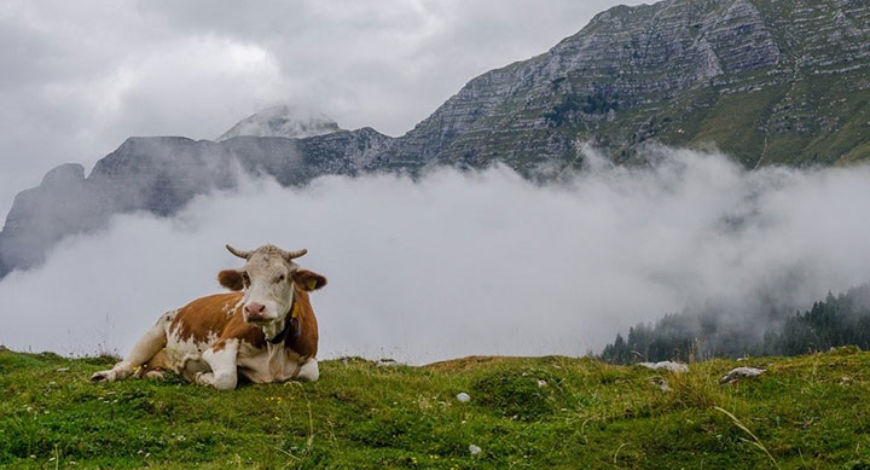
2 347 869 468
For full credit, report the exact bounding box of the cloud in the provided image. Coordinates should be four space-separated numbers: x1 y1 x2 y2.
1 147 869 364
0 0 645 223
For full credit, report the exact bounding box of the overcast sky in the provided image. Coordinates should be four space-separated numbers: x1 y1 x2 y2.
0 0 644 221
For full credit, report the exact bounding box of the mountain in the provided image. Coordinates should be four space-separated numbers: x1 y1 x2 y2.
1 0 868 278
385 0 869 171
217 105 343 141
0 130 390 276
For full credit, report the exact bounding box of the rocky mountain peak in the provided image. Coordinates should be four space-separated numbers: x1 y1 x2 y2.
217 105 342 141
40 163 85 187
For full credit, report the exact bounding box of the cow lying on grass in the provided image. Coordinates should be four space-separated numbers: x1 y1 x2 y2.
91 244 327 390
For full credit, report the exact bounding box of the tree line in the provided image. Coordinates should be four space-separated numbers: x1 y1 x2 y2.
600 284 870 364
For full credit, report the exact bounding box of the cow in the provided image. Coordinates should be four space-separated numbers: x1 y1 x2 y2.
90 244 327 390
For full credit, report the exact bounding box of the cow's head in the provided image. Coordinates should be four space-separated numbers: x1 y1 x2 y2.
217 244 327 329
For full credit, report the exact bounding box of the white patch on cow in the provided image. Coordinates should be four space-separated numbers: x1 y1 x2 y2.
162 324 218 381
196 339 239 390
219 299 243 318
163 309 177 322
236 339 314 383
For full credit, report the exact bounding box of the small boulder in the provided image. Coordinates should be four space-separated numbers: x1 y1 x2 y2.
650 376 670 392
469 444 482 455
720 367 765 384
638 361 689 373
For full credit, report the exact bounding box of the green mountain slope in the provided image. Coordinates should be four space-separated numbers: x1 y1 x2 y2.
2 348 870 468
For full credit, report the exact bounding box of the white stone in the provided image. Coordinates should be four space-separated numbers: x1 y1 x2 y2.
720 367 765 384
638 361 689 373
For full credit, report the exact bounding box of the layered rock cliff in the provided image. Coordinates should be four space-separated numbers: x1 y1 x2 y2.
386 0 869 171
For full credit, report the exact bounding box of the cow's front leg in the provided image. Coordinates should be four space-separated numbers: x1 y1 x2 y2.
295 358 319 382
195 339 239 390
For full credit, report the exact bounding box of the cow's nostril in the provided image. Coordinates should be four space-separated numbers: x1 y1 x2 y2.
245 302 266 317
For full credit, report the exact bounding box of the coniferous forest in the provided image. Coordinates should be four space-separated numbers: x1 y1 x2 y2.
601 284 870 364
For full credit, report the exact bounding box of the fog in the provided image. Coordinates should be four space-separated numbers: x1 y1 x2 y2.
1 147 869 364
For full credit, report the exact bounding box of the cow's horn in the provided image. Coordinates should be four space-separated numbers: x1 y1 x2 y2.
226 244 252 260
282 248 308 260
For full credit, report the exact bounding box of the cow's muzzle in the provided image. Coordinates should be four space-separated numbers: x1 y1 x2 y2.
244 302 267 322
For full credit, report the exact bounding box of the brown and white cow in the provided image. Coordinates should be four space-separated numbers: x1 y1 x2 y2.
91 244 327 390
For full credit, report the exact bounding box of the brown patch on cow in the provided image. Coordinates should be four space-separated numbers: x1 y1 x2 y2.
213 314 267 352
292 269 327 291
171 292 243 343
286 286 319 358
218 269 244 291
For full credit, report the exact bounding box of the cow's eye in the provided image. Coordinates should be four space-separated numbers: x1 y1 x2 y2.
275 275 285 283
242 272 251 286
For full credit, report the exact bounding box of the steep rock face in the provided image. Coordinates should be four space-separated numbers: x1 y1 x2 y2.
388 0 867 171
0 164 95 274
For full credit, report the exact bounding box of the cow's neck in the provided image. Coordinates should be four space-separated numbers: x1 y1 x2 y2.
260 320 285 344
262 295 298 345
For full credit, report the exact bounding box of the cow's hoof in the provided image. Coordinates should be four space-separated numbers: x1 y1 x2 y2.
90 370 114 382
142 370 166 380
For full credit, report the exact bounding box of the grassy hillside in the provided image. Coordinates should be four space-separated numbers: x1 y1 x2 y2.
2 347 870 468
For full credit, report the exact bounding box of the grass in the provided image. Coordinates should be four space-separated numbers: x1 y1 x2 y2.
2 349 870 468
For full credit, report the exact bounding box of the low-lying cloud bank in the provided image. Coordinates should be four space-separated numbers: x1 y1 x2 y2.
1 147 869 364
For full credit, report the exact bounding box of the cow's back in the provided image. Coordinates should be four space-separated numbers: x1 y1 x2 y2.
170 292 243 343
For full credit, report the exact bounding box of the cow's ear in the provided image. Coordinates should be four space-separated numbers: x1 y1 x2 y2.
218 269 244 291
293 269 327 291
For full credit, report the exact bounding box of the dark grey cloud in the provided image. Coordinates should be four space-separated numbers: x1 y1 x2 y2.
0 0 642 222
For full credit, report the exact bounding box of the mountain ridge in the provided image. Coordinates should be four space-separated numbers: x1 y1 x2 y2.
1 0 868 278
